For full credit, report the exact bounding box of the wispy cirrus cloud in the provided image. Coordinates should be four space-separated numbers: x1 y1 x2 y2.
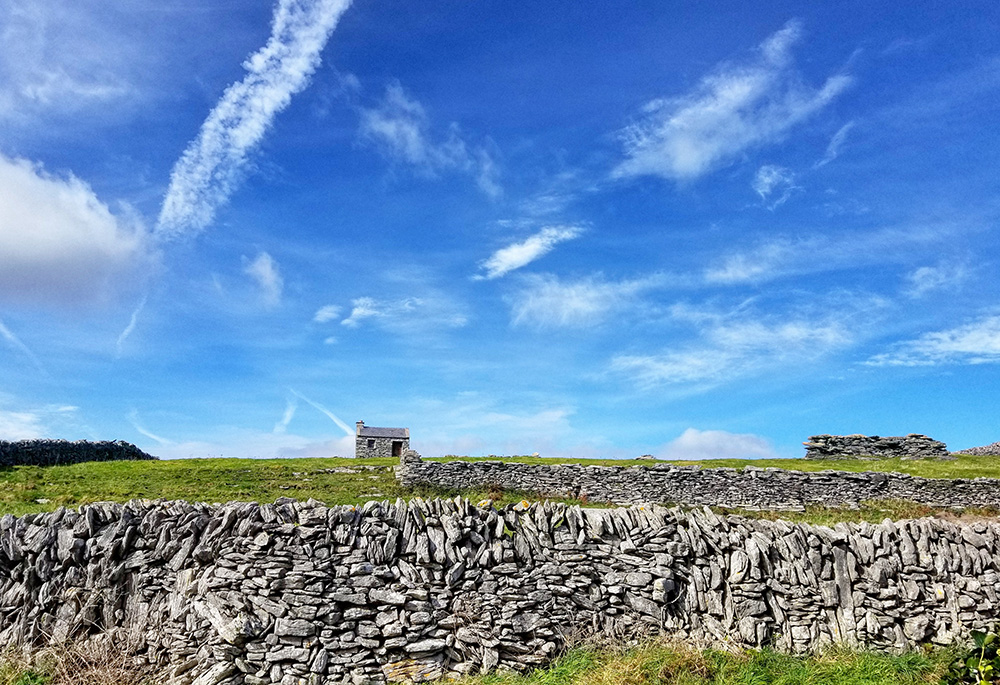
115 296 147 358
508 273 664 329
612 20 851 183
703 220 968 286
611 300 867 389
242 251 283 307
752 164 799 209
0 0 136 123
477 225 583 280
312 304 342 323
0 318 47 375
0 153 148 306
156 0 353 236
359 81 500 197
340 295 468 330
273 397 298 434
288 389 353 436
903 263 967 298
814 121 855 168
127 409 173 446
865 314 1000 367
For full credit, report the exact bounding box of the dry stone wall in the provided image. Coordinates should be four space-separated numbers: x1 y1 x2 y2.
3 497 1000 685
958 442 1000 456
803 434 951 460
0 439 157 467
396 453 1000 511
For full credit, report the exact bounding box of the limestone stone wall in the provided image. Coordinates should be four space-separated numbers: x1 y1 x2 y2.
0 439 157 467
2 497 1000 684
803 434 950 460
396 453 1000 511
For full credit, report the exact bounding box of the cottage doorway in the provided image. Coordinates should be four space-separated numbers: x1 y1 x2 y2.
391 441 403 457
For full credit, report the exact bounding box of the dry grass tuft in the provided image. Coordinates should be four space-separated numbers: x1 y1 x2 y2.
1 639 152 685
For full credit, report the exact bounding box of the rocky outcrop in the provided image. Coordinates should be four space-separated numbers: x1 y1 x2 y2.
2 498 1000 684
803 434 951 460
396 453 1000 511
957 442 1000 456
0 439 157 467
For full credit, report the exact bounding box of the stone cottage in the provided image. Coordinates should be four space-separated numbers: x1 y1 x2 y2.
355 420 410 459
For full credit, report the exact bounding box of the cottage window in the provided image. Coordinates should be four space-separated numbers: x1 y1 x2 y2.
367 438 375 448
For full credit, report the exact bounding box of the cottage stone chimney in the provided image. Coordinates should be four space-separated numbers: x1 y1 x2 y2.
356 420 364 436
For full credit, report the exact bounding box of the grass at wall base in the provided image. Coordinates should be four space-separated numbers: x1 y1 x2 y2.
0 640 964 685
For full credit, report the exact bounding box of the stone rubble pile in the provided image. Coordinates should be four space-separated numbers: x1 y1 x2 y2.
3 497 1000 684
803 434 951 460
396 452 1000 511
956 442 1000 456
0 439 157 467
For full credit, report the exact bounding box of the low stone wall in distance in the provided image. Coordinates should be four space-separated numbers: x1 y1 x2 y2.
0 439 157 467
396 453 1000 511
958 441 1000 456
2 498 1000 685
803 434 951 460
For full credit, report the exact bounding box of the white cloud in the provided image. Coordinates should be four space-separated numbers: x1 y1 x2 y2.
658 428 779 460
814 121 855 168
612 304 858 389
341 297 384 328
359 82 500 197
904 263 967 298
156 0 353 236
313 304 342 323
703 221 965 286
704 240 796 284
0 409 46 440
273 398 298 434
289 389 353 436
127 409 173 446
478 225 583 280
340 295 468 330
865 314 1000 367
509 274 661 329
0 0 136 122
613 20 851 182
0 153 147 306
242 251 283 306
115 296 147 358
752 164 799 209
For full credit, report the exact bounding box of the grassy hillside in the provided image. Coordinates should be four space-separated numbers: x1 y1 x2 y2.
2 453 999 522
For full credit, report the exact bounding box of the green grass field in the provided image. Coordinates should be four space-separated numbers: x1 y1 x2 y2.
2 453 998 523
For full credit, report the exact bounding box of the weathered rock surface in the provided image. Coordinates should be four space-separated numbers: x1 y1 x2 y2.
803 434 951 460
396 452 1000 510
0 439 156 466
957 441 1000 456
3 497 1000 683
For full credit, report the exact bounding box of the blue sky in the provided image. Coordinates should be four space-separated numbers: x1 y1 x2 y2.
1 0 998 459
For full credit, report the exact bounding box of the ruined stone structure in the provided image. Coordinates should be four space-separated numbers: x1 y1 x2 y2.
2 497 1000 684
355 422 409 459
395 451 1000 511
0 439 156 467
803 434 951 460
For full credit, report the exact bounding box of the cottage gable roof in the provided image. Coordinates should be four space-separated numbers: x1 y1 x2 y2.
358 426 409 439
